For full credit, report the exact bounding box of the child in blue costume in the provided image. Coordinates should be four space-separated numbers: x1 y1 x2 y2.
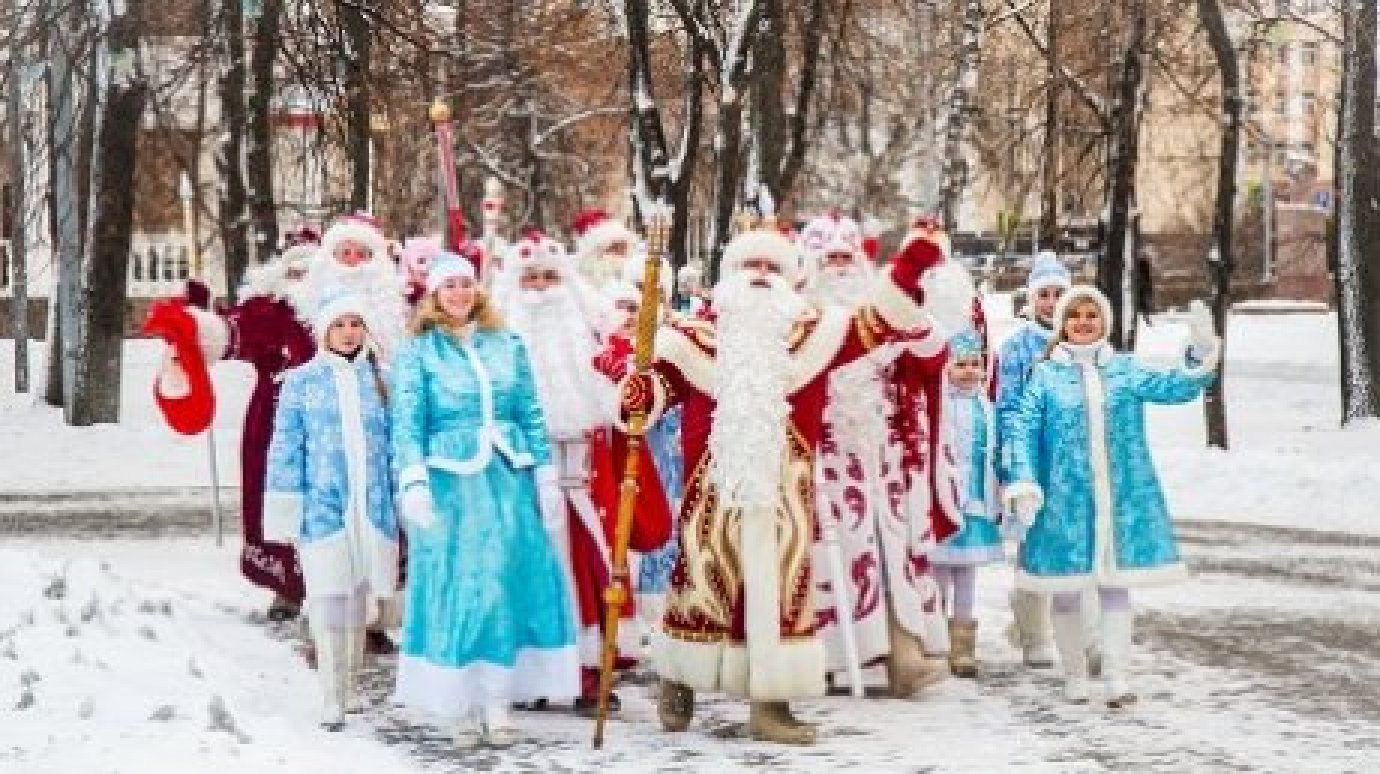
264 288 401 731
930 325 1003 679
1005 286 1220 708
390 255 577 747
994 251 1070 669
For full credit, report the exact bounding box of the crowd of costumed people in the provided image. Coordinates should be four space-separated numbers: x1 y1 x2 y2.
145 204 1219 747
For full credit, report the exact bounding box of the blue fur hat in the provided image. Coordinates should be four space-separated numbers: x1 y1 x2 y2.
1026 250 1072 293
949 325 986 358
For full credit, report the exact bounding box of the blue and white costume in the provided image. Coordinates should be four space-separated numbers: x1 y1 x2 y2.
263 288 400 729
390 257 578 726
1004 285 1220 704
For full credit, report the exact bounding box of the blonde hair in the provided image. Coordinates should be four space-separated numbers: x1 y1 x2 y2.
410 287 504 336
1042 291 1105 360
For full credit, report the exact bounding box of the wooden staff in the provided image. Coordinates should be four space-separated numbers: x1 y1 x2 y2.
592 202 670 749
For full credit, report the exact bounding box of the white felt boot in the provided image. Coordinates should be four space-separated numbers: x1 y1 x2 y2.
1052 609 1090 704
483 702 520 747
310 617 347 731
1010 589 1056 668
1101 609 1138 709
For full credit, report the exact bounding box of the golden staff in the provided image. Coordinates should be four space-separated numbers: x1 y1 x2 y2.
592 201 670 749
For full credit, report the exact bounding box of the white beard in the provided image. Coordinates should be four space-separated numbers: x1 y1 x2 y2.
708 273 805 508
508 285 611 439
813 266 872 310
302 256 409 363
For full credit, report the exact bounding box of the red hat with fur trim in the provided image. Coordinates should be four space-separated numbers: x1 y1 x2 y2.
572 209 636 258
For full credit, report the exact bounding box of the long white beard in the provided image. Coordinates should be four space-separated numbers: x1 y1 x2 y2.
508 286 610 438
814 266 871 310
303 257 409 362
709 273 804 508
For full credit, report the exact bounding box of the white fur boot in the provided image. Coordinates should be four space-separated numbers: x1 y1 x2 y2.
453 710 484 748
1101 609 1138 708
310 616 347 731
1010 589 1056 668
482 702 520 748
343 628 365 714
1051 609 1090 704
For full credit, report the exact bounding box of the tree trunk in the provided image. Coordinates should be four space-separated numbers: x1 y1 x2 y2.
750 0 787 206
217 0 250 298
937 0 984 231
1335 0 1380 422
246 0 281 264
8 52 31 393
1099 5 1146 350
1038 3 1061 248
342 2 373 211
1197 0 1239 449
44 12 87 409
68 0 148 425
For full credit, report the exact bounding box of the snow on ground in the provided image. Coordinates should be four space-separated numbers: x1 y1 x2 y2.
3 301 1379 771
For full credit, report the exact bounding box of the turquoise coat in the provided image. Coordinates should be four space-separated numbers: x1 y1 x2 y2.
1009 342 1214 591
389 326 578 719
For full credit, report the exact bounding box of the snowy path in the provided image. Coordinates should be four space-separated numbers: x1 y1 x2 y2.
4 528 1375 773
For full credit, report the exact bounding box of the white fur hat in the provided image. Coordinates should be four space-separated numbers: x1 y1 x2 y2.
425 253 477 293
507 229 569 274
320 213 388 264
1052 284 1114 339
721 228 804 284
799 212 865 262
311 287 373 347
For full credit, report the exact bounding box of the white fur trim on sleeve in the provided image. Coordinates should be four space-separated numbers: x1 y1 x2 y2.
261 491 303 544
871 271 929 332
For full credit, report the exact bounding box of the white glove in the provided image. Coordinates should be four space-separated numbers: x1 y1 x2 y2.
1003 482 1044 529
1186 300 1219 355
400 485 436 530
534 465 565 530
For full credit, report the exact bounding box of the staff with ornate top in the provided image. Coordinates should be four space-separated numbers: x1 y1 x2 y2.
429 98 476 275
592 200 671 749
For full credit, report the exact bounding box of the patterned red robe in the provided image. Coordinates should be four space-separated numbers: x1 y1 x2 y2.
604 236 968 701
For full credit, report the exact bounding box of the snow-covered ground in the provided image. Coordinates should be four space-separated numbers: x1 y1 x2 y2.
3 300 1378 772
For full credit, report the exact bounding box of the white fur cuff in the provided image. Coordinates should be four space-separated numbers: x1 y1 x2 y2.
872 272 928 332
399 465 428 491
1003 481 1044 528
919 261 977 339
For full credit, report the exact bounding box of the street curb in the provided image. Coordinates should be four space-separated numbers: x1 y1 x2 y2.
0 487 243 535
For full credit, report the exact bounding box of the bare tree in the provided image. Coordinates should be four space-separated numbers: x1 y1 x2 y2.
1335 0 1380 422
1197 0 1241 448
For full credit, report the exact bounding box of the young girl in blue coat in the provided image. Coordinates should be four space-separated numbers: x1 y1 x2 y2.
263 289 401 731
1004 286 1219 708
931 325 1004 679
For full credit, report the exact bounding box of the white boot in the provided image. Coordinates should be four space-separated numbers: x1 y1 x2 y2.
1052 609 1090 704
482 702 520 748
309 616 347 731
453 710 484 748
1010 590 1056 668
1101 609 1138 708
1082 591 1104 677
343 628 365 714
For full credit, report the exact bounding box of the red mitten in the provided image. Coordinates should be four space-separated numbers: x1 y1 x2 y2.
143 300 216 435
593 336 636 381
890 219 948 289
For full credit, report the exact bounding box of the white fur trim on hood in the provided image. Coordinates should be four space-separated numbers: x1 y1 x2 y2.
1052 284 1114 343
320 218 388 264
576 218 637 258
